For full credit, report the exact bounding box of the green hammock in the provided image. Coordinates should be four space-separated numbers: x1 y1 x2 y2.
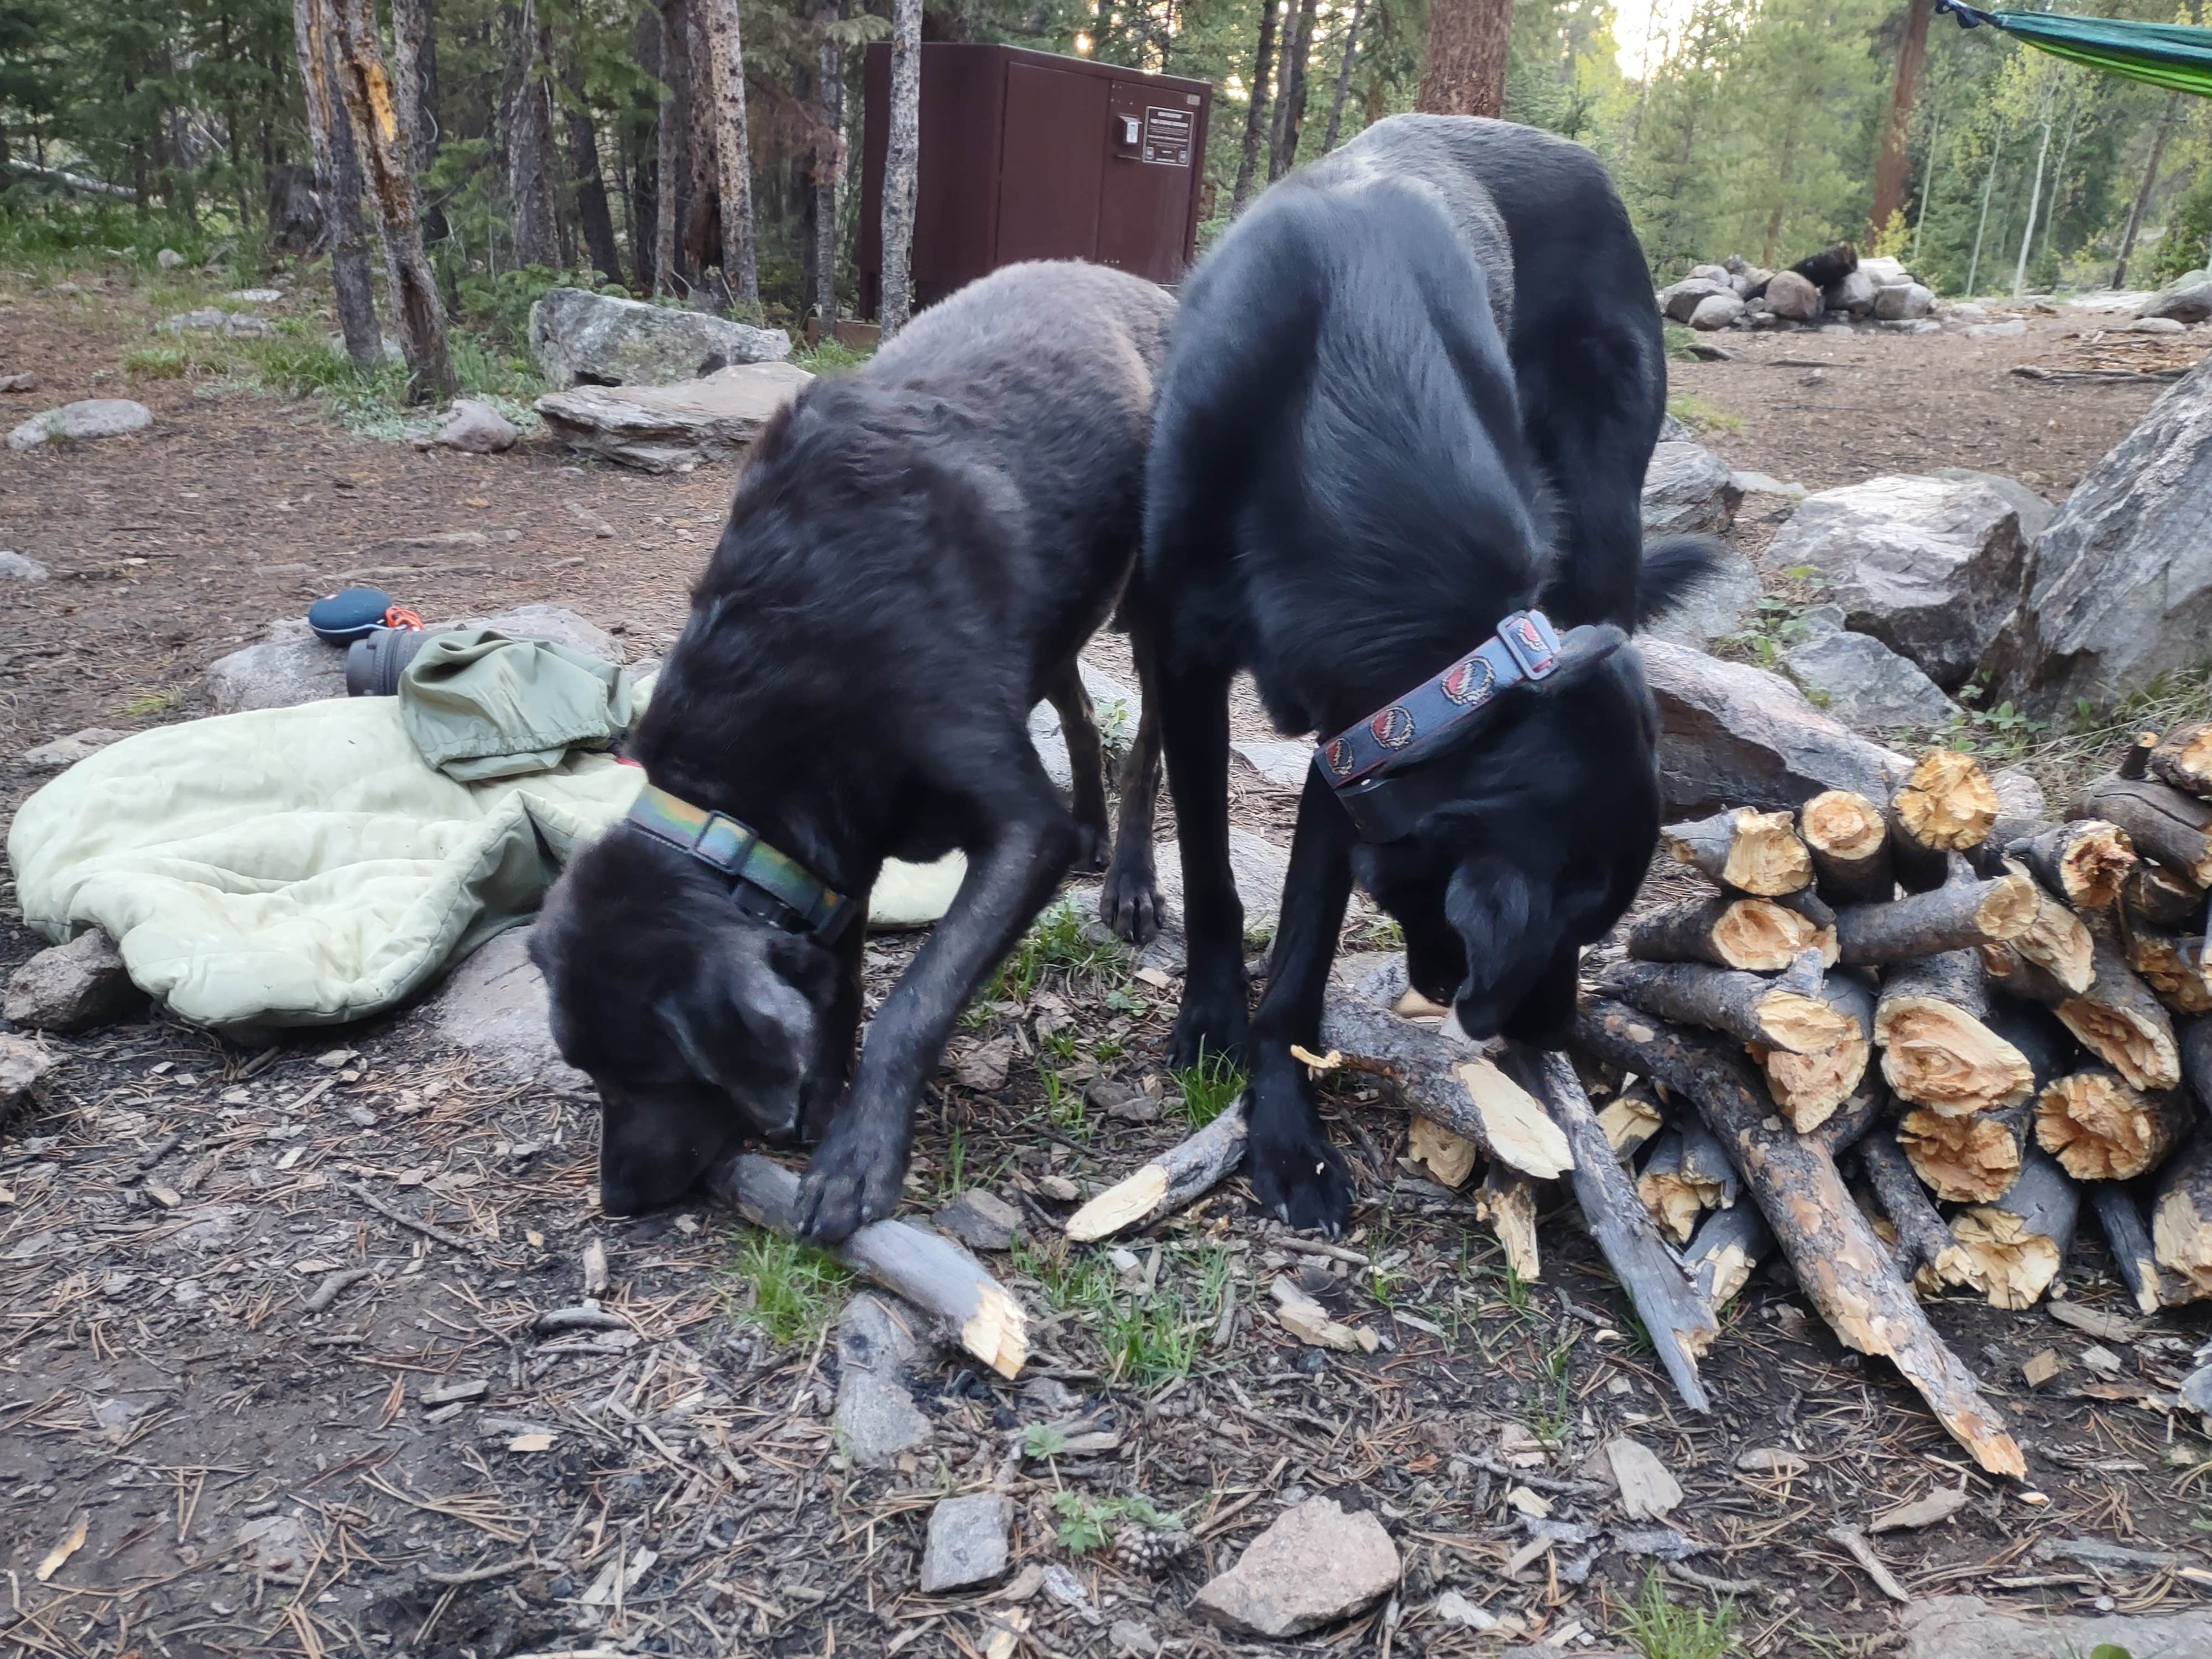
1938 3 2212 96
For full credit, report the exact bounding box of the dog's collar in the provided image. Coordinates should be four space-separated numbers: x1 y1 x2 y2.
624 782 854 941
1313 609 1563 841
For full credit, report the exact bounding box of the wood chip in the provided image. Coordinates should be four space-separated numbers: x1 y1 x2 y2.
2023 1348 2065 1387
35 1514 86 1581
1408 1113 1478 1187
507 1433 554 1452
1827 1524 1912 1603
2047 1300 2143 1344
1869 1484 1968 1533
582 1240 608 1298
1606 1438 1683 1521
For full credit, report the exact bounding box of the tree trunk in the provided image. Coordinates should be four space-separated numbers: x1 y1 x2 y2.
2011 108 2052 299
1268 0 1319 181
2114 93 2180 289
809 0 846 325
390 0 441 200
647 2 681 293
1966 129 2001 295
500 1 561 270
1417 0 1513 119
1320 0 1365 154
1870 0 1936 238
290 0 382 371
684 0 719 284
561 61 623 285
700 0 758 306
878 0 921 333
1230 0 1280 211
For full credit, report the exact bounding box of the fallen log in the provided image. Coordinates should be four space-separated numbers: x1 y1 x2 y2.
1980 940 2077 1005
1527 1047 1715 1412
705 1154 1027 1377
2149 721 2212 800
1857 1126 1964 1288
2006 860 2095 995
2007 820 2136 910
1626 893 1835 972
1661 807 1812 896
2073 776 2212 889
1757 972 1875 1133
1937 1149 2080 1310
1684 1202 1773 1310
1900 1100 2032 1204
2053 925 2183 1093
1475 1166 1541 1282
2124 860 2207 932
1574 999 2025 1477
1801 789 1894 905
2124 924 2212 1016
1890 752 2001 892
1636 1121 1739 1245
2153 1130 2212 1302
2036 1069 2192 1181
1833 867 2036 966
1874 950 2034 1116
1065 1097 1249 1243
1594 950 1852 1055
2089 1182 2167 1315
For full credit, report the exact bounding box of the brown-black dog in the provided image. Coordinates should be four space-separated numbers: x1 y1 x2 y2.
1139 115 1717 1234
533 260 1169 1241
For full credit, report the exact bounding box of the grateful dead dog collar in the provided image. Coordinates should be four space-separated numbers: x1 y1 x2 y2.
625 783 854 940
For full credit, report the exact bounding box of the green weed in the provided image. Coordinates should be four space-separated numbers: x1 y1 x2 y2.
1049 1490 1180 1554
728 1232 851 1346
788 335 873 375
1011 1238 1117 1314
1171 1051 1245 1128
114 687 184 718
1619 1568 1736 1659
1040 1067 1091 1137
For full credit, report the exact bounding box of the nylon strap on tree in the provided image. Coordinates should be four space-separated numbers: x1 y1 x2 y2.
1939 2 2212 99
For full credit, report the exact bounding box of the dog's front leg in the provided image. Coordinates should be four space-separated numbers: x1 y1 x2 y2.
797 893 872 1145
796 795 1078 1243
1242 763 1358 1233
1159 651 1247 1068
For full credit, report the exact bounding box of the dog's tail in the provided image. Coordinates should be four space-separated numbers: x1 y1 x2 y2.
1635 535 1728 632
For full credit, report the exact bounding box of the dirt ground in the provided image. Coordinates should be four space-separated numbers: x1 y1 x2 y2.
2 268 2209 1659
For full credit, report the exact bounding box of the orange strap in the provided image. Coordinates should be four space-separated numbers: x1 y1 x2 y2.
384 606 424 630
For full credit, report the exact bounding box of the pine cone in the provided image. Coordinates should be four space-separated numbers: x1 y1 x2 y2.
1112 1523 1194 1576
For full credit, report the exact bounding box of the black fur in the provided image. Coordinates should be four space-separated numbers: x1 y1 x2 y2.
1140 114 1718 1233
533 260 1171 1238
1790 240 1859 291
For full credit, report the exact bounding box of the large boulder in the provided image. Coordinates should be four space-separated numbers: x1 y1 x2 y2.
8 399 153 451
1660 278 1730 324
418 928 591 1094
1986 353 2212 711
1783 629 1957 731
1825 269 1879 317
535 362 811 473
1932 468 2053 542
1763 269 1821 321
1873 282 1933 321
1688 291 1745 331
528 288 791 389
1641 441 1742 536
1641 545 1761 651
2138 278 2212 324
1762 473 2027 689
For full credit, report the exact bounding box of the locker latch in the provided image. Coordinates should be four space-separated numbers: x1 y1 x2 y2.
1114 113 1142 153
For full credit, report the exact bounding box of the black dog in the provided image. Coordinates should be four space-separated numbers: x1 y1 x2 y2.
1139 114 1715 1233
534 260 1170 1240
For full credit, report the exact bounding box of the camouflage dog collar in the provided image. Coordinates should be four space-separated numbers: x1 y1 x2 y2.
625 783 853 940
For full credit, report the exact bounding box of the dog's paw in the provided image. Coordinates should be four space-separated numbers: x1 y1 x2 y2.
795 1128 904 1244
1167 974 1248 1070
1099 858 1164 945
1247 1119 1353 1236
1072 818 1111 875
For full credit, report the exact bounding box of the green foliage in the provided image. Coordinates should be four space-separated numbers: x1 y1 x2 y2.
1171 1050 1246 1128
728 1231 851 1345
1049 1489 1180 1554
1620 1568 1738 1659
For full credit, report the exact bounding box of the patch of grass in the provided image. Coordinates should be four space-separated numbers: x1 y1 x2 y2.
2004 660 2212 803
1665 389 1743 433
1011 1237 1117 1314
1040 1067 1091 1138
1171 1051 1246 1128
114 687 185 718
1662 323 1700 362
1619 1568 1736 1659
967 900 1126 1027
789 335 873 376
1049 1490 1180 1554
1012 1239 1229 1388
728 1231 851 1346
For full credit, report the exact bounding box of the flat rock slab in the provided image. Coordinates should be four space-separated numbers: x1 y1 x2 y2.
535 362 811 473
1783 629 1957 731
4 930 142 1032
22 727 126 771
1902 1594 2212 1659
1233 738 1311 793
9 399 153 450
416 928 591 1095
919 1493 1013 1592
1193 1496 1399 1637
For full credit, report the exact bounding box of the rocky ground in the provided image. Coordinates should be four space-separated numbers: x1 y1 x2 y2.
2 264 2210 1659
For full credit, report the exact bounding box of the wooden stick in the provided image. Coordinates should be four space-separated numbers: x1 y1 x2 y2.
1858 1126 1964 1287
1874 951 2034 1116
1802 789 1893 905
1598 1081 1666 1160
2119 730 2160 781
2153 1130 2212 1303
1829 1525 1914 1605
1594 950 1853 1055
2037 1068 2193 1181
1065 1098 1249 1243
2089 1182 2167 1316
2006 860 2095 995
1833 868 2037 966
705 1155 1027 1377
1684 1202 1773 1310
2149 721 2212 800
2124 924 2212 1016
1938 1149 2080 1310
1636 1125 1733 1245
1661 808 1813 896
2008 820 2136 910
2124 860 2206 932
1900 1100 2032 1203
1626 894 1835 972
1475 1167 1541 1282
1575 999 2025 1477
2073 776 2212 888
1890 752 2002 891
2052 923 2183 1093
1526 1047 1714 1412
1759 972 1875 1133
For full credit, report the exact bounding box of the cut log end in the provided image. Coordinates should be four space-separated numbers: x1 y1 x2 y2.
1938 1211 2062 1312
1476 1168 1542 1282
2127 930 2212 1016
1898 1108 2025 1204
2056 996 2182 1094
1762 1035 1871 1133
2030 819 2137 909
1714 899 1834 971
2036 1071 2188 1181
1895 751 2002 852
1663 807 1812 896
1804 789 1888 862
1599 1089 1665 1159
1760 990 1856 1054
1876 999 2034 1117
2149 720 2212 800
1065 1166 1170 1244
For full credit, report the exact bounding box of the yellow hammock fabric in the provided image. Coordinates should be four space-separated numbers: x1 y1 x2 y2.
1940 2 2212 98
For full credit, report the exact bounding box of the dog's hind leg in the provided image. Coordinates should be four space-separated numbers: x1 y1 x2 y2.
1045 661 1111 874
1100 596 1165 944
1158 647 1248 1070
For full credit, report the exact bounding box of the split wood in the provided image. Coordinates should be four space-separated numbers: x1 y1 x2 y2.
1593 949 1850 1054
1801 789 1893 905
1660 807 1811 896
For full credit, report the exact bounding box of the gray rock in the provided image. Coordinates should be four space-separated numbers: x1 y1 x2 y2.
1660 278 1730 324
419 928 591 1094
1859 255 1910 286
1942 301 1990 322
4 930 142 1032
1798 604 1846 639
1881 317 1940 335
155 247 184 268
1730 469 1807 502
535 362 811 473
2138 279 2212 325
834 1294 932 1468
1763 473 2027 688
1932 468 2054 542
528 287 791 389
1687 263 1731 284
919 1493 1013 1592
205 605 622 713
0 551 49 581
432 399 519 455
1764 269 1821 321
2130 315 2186 334
1086 1078 1161 1122
933 1189 1023 1251
1109 1618 1162 1656
1232 738 1311 793
160 307 270 336
1967 319 2027 339
8 398 154 450
1988 352 2212 711
1784 629 1958 731
1640 639 1910 814
1688 291 1745 331
1139 826 1292 973
1827 270 1879 316
451 604 625 665
1031 659 1142 790
0 1034 57 1118
1657 411 1692 442
1640 545 1761 651
1641 441 1743 537
230 288 284 304
1901 1594 2212 1659
1193 1496 1400 1638
0 372 42 393
22 727 127 771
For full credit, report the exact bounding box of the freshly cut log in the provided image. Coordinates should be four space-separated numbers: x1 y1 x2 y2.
1661 807 1812 896
1900 1100 2032 1203
2153 1131 2212 1302
2124 924 2212 1016
1858 1126 1964 1287
1475 1166 1541 1282
2006 860 2095 995
1809 1077 1888 1155
1980 940 2077 1006
1574 999 2025 1477
2089 1182 2167 1315
1759 972 1875 1132
1684 1202 1773 1310
2149 721 2212 799
2009 820 2136 909
2036 1069 2192 1181
1065 1097 1249 1243
1802 789 1893 905
1937 1149 2080 1310
2072 776 2212 888
1626 893 1835 972
706 1154 1027 1376
2053 927 2182 1093
2119 730 2159 781
1983 767 2049 862
1594 950 1851 1055
1874 951 2034 1115
2124 860 2207 931
1598 1081 1666 1160
1890 752 2001 891
1527 1049 1714 1411
1833 868 2036 966
1635 1122 1739 1245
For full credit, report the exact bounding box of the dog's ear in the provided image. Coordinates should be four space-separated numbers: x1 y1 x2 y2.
1527 622 1627 692
656 929 826 1115
1442 853 1557 1041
